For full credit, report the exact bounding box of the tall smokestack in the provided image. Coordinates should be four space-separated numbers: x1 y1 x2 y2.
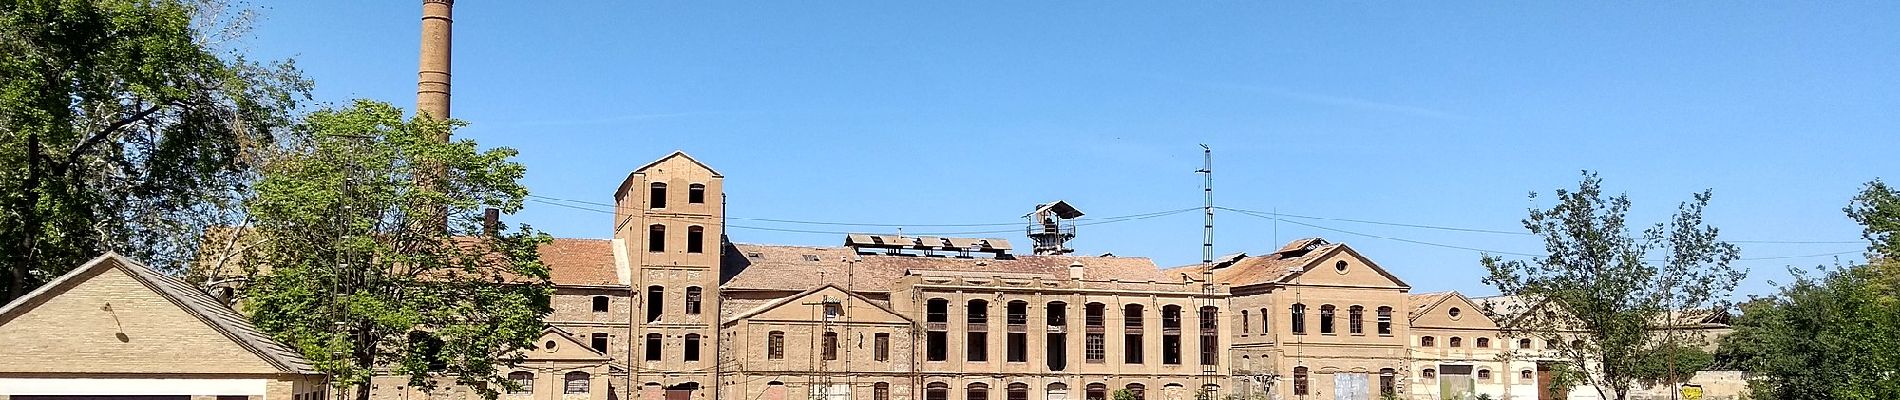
416 0 452 123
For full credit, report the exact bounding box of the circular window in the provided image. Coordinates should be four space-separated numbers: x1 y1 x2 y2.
545 340 558 352
1334 260 1348 273
1449 307 1462 318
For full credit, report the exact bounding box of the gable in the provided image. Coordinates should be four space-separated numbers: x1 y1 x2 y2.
1411 293 1500 330
732 286 911 325
1278 246 1410 289
0 266 285 374
523 328 612 362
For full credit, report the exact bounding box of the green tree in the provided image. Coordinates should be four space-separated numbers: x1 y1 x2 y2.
0 0 309 301
1715 180 1900 400
239 100 551 400
1480 172 1745 400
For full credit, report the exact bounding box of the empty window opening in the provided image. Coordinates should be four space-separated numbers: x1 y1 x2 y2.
684 333 701 361
1007 301 1029 325
1477 337 1492 348
1084 303 1105 328
648 224 665 252
968 331 988 362
1124 332 1144 364
1240 310 1249 334
1259 308 1270 333
1421 336 1436 347
644 333 662 360
926 383 949 400
649 183 667 209
1293 366 1310 395
592 296 609 312
688 183 706 204
591 333 609 353
1478 369 1492 380
967 383 989 400
1291 304 1307 335
687 226 704 253
875 333 891 361
1520 338 1533 349
685 286 702 315
823 331 839 360
1199 306 1218 331
1007 332 1027 362
1377 306 1393 335
1451 337 1463 347
646 286 664 322
1319 305 1336 334
1422 368 1437 379
927 299 949 323
767 331 785 359
1349 305 1365 335
969 300 989 324
927 331 948 361
1379 368 1396 396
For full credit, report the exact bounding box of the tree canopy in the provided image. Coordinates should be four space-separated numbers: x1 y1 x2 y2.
0 0 308 302
1480 172 1743 400
238 100 551 400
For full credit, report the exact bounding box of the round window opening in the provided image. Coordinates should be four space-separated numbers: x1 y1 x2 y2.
1334 260 1348 273
545 340 558 352
1449 307 1462 318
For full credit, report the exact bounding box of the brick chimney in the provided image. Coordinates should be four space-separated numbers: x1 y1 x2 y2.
416 0 452 123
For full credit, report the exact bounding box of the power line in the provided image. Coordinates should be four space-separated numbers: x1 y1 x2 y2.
1215 205 1862 245
526 198 1197 236
527 194 1197 228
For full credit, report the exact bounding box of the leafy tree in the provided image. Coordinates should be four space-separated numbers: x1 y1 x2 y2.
239 100 551 400
1114 389 1138 400
1480 172 1745 400
0 0 308 301
1627 342 1713 387
1715 180 1900 400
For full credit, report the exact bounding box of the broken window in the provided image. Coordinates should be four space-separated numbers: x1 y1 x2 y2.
1379 368 1396 396
684 334 701 361
1007 332 1027 362
1451 337 1463 347
1240 310 1249 334
688 183 706 203
1349 305 1364 335
593 296 609 312
591 332 609 353
1162 305 1183 365
927 331 948 361
1477 337 1491 348
1291 304 1306 335
927 299 949 323
1320 304 1336 334
645 333 662 360
648 224 665 252
1259 308 1270 333
684 286 702 315
1293 367 1309 395
687 226 704 253
768 331 785 359
1046 301 1067 371
649 183 667 209
1377 306 1393 335
1007 301 1028 325
565 372 591 394
968 331 988 362
969 299 989 362
824 331 839 360
646 286 663 322
1519 338 1533 349
1124 332 1143 364
1421 336 1435 347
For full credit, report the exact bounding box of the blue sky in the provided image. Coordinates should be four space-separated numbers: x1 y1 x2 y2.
244 2 1895 298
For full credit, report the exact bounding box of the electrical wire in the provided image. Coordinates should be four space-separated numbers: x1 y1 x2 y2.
527 198 1197 236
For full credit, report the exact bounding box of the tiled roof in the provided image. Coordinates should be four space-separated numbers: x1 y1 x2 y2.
0 253 321 375
1408 291 1456 319
1168 239 1343 287
540 238 619 286
719 243 1171 292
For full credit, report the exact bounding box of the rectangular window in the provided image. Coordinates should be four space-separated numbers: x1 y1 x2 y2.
1124 334 1144 363
875 333 891 361
591 333 609 353
1085 333 1105 363
689 184 706 204
1162 335 1182 365
648 225 665 252
1291 305 1306 335
1377 307 1393 335
824 331 839 361
768 331 785 359
1007 332 1027 362
1199 334 1219 365
684 334 701 361
687 227 704 253
1349 306 1364 335
968 332 988 362
1046 333 1067 371
927 331 948 361
650 184 667 209
1320 306 1336 334
685 287 702 315
645 334 662 361
646 286 664 323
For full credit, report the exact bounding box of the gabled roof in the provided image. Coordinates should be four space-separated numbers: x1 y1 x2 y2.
720 243 1172 292
723 283 915 325
633 151 723 178
1174 238 1410 289
0 253 319 375
539 238 620 286
530 326 613 362
1408 291 1457 320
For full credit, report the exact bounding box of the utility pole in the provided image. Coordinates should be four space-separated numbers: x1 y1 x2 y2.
1196 145 1219 398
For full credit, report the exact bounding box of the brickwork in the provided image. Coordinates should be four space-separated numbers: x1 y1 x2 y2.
0 266 281 374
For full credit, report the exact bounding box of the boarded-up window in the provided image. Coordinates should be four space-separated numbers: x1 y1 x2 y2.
508 371 533 393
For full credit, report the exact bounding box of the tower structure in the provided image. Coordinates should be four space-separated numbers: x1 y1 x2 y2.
1025 201 1083 256
416 0 453 123
613 151 726 400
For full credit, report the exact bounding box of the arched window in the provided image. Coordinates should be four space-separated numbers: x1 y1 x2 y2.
927 299 950 362
969 300 990 323
926 383 950 400
927 299 950 323
1348 305 1365 334
564 371 591 394
1378 368 1396 396
767 331 785 359
508 371 533 394
968 300 989 362
1007 383 1029 400
1422 368 1437 379
1319 305 1337 334
645 286 664 322
688 183 706 204
685 286 702 315
686 226 705 253
684 333 701 361
1450 337 1463 347
1477 337 1491 348
1376 306 1393 335
1290 304 1307 334
1125 383 1145 400
649 183 667 209
967 383 989 400
648 224 666 252
1293 366 1310 395
1123 304 1144 364
1521 370 1534 380
1421 336 1435 347
1084 303 1106 363
593 295 609 312
1259 308 1270 333
1046 383 1069 400
1519 338 1533 349
875 383 892 400
1084 383 1108 400
644 333 662 360
1478 369 1492 381
1239 310 1249 334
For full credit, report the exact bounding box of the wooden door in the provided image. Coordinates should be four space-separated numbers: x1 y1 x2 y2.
1536 364 1556 400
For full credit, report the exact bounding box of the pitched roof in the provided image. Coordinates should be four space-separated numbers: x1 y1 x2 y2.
539 238 619 286
633 151 722 177
0 253 320 375
1169 238 1343 286
1408 291 1457 320
719 243 1172 292
723 283 916 325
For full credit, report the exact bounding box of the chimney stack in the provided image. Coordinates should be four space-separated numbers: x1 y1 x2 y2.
416 0 453 124
482 208 499 235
